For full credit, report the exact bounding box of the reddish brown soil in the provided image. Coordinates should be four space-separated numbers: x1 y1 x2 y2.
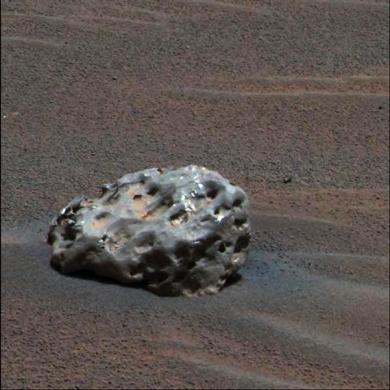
1 0 389 389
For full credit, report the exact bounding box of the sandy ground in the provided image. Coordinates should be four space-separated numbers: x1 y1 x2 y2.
1 0 389 388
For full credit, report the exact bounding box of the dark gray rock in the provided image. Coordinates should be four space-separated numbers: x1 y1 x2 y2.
48 165 250 296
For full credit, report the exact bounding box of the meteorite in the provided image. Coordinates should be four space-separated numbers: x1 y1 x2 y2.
48 165 250 296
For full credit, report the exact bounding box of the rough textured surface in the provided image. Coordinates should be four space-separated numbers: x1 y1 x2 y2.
48 166 250 296
1 0 389 388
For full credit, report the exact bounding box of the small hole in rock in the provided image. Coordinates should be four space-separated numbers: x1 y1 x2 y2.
170 209 188 224
207 188 218 199
234 234 250 253
219 243 226 253
95 212 109 220
200 214 212 222
234 217 247 227
147 186 159 196
133 194 142 200
214 208 220 215
175 242 191 259
187 260 196 269
63 224 77 241
143 250 172 268
174 268 188 281
233 198 242 207
164 197 174 207
107 191 120 204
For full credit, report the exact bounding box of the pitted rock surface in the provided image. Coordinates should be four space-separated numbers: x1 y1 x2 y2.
48 165 250 296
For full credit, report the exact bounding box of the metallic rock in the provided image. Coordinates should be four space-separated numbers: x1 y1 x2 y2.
48 165 250 296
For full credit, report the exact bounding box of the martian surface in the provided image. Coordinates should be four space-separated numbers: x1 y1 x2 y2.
1 0 389 388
